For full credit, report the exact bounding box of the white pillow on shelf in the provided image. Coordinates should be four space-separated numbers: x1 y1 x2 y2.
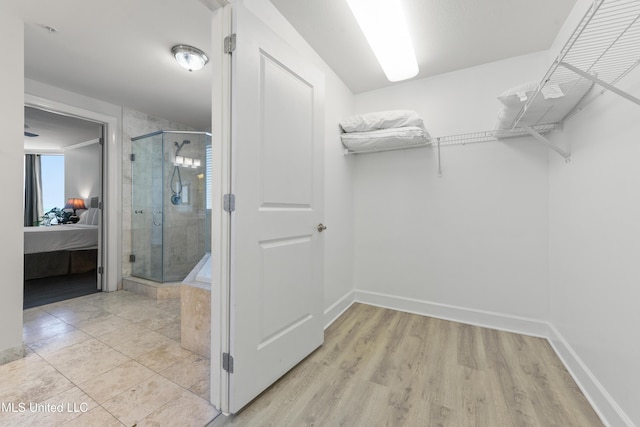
340 110 426 133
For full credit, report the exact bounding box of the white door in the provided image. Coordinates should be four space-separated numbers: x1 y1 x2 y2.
227 2 326 413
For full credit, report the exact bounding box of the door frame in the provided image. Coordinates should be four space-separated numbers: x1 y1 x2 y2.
210 2 232 413
24 94 122 293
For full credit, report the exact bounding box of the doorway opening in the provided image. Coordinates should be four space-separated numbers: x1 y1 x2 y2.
23 106 105 308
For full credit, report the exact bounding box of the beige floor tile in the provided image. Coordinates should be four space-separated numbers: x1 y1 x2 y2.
113 331 176 359
27 329 92 357
160 353 210 389
22 318 76 345
155 320 181 342
23 307 51 323
134 313 181 332
62 406 125 427
95 322 150 347
1 386 98 427
101 374 184 426
43 339 131 384
137 389 219 427
74 314 135 337
88 295 152 315
42 303 112 325
0 355 74 404
112 303 167 324
23 312 68 332
189 376 211 401
135 340 194 372
78 359 156 404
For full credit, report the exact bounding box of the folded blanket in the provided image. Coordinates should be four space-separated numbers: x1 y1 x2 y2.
340 110 425 133
341 126 430 152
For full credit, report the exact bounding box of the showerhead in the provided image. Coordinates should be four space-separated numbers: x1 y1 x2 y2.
174 140 191 154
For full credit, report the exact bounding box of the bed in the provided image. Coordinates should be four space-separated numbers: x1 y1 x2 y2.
24 208 100 280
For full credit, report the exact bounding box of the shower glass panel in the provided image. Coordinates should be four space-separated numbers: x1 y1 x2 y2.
131 131 212 283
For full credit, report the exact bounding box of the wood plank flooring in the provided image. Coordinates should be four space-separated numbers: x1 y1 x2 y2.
213 303 603 427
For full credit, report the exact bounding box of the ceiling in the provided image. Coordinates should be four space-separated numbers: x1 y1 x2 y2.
2 0 213 131
270 0 578 93
24 107 103 152
3 0 577 138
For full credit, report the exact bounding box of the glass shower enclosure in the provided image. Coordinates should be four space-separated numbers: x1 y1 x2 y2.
130 131 211 282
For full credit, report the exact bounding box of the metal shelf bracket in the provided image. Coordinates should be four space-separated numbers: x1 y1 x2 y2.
523 126 571 162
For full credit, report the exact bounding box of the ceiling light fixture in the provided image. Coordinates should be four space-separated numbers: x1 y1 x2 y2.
345 0 419 82
171 45 209 72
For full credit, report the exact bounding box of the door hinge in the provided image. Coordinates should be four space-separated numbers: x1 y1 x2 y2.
224 34 236 54
130 154 135 161
99 137 104 146
98 201 104 210
222 352 234 373
223 194 235 213
98 266 104 274
129 254 136 263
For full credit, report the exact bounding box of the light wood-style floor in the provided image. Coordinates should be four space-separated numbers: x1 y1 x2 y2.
213 303 603 427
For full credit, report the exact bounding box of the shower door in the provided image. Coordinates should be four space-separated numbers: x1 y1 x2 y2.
131 133 164 281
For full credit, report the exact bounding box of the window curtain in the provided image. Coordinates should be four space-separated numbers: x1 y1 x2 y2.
24 154 43 226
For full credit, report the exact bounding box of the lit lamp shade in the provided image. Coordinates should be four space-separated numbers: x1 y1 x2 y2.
64 198 86 214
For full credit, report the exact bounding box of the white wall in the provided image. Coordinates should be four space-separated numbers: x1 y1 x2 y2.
65 142 101 204
352 52 552 323
548 64 640 427
244 0 356 322
0 12 25 362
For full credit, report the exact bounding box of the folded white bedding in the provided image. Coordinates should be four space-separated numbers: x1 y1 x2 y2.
341 126 430 152
496 78 594 129
340 110 425 133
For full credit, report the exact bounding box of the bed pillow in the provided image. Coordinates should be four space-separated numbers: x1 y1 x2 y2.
78 208 99 225
496 78 593 129
77 210 89 224
497 81 539 106
340 110 425 133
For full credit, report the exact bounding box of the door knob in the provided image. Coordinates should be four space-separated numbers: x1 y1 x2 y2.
317 223 327 232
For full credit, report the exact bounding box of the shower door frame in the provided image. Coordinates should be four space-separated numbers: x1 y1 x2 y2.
130 130 213 283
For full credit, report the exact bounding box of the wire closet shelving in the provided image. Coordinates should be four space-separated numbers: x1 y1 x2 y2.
345 0 640 163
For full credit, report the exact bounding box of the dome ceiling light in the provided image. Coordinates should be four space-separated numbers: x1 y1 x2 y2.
171 45 209 72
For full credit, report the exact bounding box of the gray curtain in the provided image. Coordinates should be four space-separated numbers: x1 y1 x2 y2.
24 154 43 226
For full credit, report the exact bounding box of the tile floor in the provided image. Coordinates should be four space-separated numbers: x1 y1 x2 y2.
0 290 219 426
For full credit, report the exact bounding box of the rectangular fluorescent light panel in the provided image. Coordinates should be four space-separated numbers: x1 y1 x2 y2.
346 0 419 82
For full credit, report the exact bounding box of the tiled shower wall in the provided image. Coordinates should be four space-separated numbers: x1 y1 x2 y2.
121 108 196 281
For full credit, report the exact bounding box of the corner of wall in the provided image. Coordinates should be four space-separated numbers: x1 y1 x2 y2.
0 11 25 357
547 324 635 427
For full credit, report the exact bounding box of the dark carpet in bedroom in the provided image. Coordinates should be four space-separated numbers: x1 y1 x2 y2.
24 270 99 309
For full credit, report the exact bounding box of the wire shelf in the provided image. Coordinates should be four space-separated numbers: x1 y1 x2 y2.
433 124 558 147
514 0 640 127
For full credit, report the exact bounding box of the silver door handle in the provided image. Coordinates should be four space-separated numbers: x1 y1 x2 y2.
153 211 163 226
317 223 327 232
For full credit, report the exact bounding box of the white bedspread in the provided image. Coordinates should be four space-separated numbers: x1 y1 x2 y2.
24 224 99 254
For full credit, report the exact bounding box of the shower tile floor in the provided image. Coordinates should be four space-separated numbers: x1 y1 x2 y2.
0 290 218 426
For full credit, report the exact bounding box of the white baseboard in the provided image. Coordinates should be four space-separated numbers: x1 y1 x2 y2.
323 290 355 330
547 324 635 427
354 289 551 338
352 288 633 427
